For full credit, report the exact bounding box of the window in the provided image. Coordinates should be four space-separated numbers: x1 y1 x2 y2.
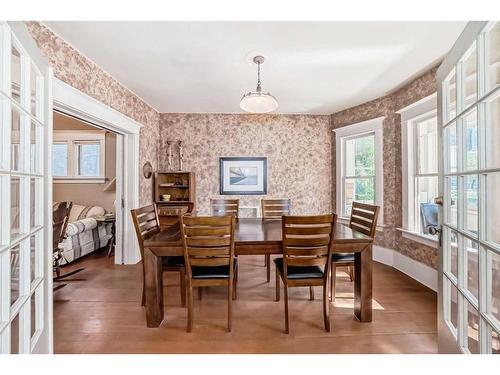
52 130 105 182
400 94 438 245
334 117 384 222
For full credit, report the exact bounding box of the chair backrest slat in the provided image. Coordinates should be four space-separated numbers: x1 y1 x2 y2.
281 214 336 279
131 204 161 262
349 202 380 238
262 199 291 220
211 199 240 218
181 215 235 275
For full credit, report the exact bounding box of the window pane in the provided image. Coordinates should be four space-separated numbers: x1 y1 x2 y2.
450 281 459 330
52 144 68 176
467 302 480 354
489 250 500 325
11 313 19 354
465 175 478 235
486 173 500 247
444 69 457 122
30 121 42 174
77 143 100 177
445 123 457 173
417 116 438 174
416 176 438 234
493 328 500 354
464 109 478 171
485 94 500 170
465 238 479 301
11 107 21 172
463 44 477 108
344 177 374 216
446 176 458 227
11 46 21 103
448 229 458 279
11 244 20 306
30 234 37 282
11 176 21 241
30 64 40 118
345 135 374 177
487 22 500 91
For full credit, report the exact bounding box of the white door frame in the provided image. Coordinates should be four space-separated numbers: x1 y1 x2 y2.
52 78 142 265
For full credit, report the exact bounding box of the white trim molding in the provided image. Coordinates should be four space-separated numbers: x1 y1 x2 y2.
333 116 384 223
373 246 438 291
53 78 141 265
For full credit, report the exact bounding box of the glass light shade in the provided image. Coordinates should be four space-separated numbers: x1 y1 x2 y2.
240 92 278 113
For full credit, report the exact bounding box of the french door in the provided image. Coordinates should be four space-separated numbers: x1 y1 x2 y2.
0 22 53 353
438 21 500 354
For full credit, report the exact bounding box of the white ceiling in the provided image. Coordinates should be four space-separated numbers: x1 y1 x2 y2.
44 21 466 114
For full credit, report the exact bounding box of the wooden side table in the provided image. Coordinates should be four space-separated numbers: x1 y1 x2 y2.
96 215 116 258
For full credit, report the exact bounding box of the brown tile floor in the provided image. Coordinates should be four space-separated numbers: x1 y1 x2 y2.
54 252 437 353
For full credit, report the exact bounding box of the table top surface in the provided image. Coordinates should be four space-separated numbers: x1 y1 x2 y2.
144 217 372 248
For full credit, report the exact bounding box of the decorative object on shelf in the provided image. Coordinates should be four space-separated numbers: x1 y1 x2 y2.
142 161 153 179
166 140 174 171
220 157 267 195
177 140 184 171
161 194 171 202
240 55 278 113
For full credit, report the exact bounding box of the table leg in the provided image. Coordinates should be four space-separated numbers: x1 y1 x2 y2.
107 222 115 258
354 244 372 322
144 247 164 327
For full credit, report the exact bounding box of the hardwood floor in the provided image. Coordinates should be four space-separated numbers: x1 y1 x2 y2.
54 252 437 354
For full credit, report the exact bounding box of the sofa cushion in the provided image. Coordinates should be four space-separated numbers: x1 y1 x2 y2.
68 204 105 222
66 217 98 236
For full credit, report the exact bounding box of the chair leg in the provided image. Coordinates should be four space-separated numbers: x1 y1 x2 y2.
141 280 146 306
187 283 193 332
330 263 336 302
284 284 290 334
264 254 268 266
198 287 203 301
233 264 238 300
179 269 186 307
266 255 271 282
228 280 233 332
309 286 314 301
275 269 280 302
323 279 330 332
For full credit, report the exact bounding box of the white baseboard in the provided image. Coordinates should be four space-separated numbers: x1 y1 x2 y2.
373 245 437 292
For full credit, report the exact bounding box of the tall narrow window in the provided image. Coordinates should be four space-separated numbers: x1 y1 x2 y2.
400 94 438 245
335 117 384 222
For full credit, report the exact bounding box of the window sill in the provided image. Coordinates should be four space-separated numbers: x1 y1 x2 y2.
337 216 385 232
53 177 107 184
397 228 438 249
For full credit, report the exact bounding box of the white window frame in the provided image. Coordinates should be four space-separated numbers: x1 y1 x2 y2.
398 93 439 248
334 116 384 225
52 130 106 183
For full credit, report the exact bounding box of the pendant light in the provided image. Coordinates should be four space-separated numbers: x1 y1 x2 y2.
240 55 278 113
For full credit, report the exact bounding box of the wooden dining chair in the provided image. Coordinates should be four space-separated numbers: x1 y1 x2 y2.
180 215 237 332
211 198 239 218
210 198 239 298
131 204 186 307
330 201 379 302
275 214 336 334
261 199 291 282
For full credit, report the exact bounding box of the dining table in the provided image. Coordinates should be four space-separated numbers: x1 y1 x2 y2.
142 217 374 328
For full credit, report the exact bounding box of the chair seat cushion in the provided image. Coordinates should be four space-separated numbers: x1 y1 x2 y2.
331 253 355 262
192 259 238 279
162 256 185 268
274 258 324 279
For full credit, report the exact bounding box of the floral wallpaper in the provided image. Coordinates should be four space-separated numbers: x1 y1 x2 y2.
25 22 159 206
158 113 332 216
331 67 439 268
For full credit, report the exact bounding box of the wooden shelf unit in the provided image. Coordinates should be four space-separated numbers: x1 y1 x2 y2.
154 172 195 203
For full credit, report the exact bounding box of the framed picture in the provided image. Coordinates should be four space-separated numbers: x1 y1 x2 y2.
219 157 267 195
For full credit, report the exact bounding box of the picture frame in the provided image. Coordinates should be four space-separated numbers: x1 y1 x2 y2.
219 157 267 195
